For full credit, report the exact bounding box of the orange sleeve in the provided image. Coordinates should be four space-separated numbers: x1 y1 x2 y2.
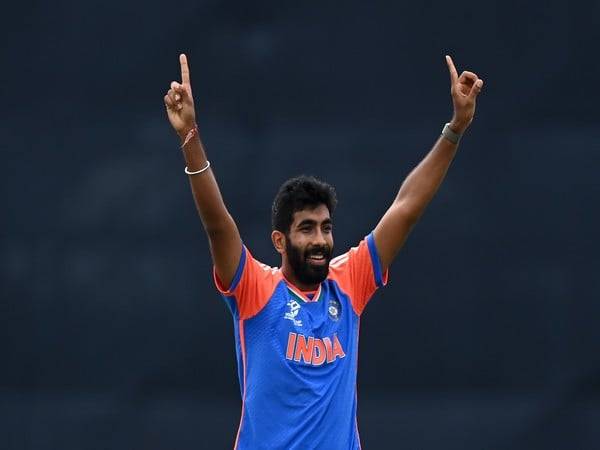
328 232 389 315
213 245 282 320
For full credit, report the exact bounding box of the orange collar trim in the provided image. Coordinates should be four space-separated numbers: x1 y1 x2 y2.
283 278 323 303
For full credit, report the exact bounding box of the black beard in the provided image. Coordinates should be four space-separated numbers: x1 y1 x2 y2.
285 238 333 286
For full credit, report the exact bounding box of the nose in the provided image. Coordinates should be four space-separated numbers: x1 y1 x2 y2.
312 229 327 247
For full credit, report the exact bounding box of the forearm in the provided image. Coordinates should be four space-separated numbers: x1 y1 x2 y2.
179 130 237 235
393 133 459 223
372 56 483 270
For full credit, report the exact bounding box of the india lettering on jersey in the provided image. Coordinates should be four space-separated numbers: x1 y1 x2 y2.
213 232 388 450
285 332 346 366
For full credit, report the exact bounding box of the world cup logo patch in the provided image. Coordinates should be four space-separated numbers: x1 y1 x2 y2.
328 298 340 321
284 299 303 327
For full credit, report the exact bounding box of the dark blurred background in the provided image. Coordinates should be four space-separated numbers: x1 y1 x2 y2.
2 0 599 449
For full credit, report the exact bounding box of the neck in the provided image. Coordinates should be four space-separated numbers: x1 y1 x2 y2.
281 263 320 292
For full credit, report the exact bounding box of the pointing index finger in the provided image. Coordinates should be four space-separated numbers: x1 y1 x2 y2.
445 55 458 85
180 53 191 85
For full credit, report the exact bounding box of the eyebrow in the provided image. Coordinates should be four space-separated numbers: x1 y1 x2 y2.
296 218 333 228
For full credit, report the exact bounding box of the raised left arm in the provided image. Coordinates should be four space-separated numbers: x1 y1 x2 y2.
373 55 484 271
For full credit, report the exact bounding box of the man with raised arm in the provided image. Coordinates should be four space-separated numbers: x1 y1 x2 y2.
164 53 483 450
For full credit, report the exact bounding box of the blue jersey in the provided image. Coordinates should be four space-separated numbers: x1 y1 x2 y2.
214 232 388 449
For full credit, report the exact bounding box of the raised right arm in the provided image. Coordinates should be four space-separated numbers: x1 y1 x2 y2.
164 54 242 289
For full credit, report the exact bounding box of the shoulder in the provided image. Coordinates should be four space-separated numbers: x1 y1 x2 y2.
327 233 388 315
214 245 284 319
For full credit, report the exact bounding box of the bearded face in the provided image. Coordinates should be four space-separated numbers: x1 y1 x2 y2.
285 236 333 286
274 204 335 288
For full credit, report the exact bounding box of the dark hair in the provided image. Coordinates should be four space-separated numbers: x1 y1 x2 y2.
271 175 337 232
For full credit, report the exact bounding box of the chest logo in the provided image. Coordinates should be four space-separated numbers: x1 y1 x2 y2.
285 332 346 366
328 298 340 321
284 299 303 327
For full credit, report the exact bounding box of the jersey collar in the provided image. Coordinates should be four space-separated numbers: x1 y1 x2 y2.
284 279 323 303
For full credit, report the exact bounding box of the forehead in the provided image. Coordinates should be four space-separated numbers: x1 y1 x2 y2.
291 204 331 226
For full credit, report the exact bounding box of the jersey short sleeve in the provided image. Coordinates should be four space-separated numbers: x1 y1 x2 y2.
213 245 282 320
328 231 389 315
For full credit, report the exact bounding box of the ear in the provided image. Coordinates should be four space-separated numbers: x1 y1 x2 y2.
271 230 286 255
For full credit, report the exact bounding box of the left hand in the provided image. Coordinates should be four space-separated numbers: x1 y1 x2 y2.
445 55 484 134
164 54 197 139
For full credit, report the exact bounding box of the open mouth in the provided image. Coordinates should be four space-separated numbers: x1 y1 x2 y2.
306 253 327 265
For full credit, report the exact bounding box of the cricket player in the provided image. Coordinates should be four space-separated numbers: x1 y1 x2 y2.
164 53 483 449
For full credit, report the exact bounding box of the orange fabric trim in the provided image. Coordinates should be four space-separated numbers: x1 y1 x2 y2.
233 320 246 450
328 239 378 315
282 275 322 303
355 318 362 449
214 247 283 319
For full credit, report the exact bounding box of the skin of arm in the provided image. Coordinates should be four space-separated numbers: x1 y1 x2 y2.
373 55 484 271
164 54 242 288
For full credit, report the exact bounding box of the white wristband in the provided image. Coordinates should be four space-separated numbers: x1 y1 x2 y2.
441 123 462 145
184 160 211 175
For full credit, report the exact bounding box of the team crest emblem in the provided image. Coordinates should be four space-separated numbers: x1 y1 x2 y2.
328 298 340 321
284 299 303 326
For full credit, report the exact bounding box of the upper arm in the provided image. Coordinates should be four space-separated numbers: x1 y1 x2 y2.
207 213 243 290
372 201 418 272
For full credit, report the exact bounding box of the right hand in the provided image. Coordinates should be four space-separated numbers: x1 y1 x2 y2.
164 54 196 138
445 55 483 134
